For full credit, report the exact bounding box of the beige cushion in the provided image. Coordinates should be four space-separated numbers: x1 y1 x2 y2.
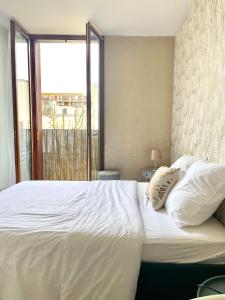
215 199 225 226
146 166 179 210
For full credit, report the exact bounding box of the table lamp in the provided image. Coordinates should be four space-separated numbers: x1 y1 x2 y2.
151 149 161 171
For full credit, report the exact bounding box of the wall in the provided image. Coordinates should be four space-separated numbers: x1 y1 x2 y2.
171 0 225 163
104 36 175 180
0 22 15 189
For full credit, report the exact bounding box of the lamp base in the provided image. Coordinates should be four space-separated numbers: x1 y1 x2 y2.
153 161 158 171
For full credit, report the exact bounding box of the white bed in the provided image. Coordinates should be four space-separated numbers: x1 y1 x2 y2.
1 180 225 300
0 180 143 300
138 182 225 264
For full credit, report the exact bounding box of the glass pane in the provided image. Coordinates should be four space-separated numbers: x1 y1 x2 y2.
90 32 100 180
39 41 87 180
15 30 32 180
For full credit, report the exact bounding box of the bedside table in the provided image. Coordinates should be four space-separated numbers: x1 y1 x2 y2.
142 168 156 182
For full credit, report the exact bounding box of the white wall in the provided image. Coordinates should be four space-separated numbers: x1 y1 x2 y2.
0 22 15 189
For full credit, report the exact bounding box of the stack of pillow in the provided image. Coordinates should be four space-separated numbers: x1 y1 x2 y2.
146 155 225 228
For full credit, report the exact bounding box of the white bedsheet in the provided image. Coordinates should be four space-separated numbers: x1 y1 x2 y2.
0 180 143 300
138 182 225 264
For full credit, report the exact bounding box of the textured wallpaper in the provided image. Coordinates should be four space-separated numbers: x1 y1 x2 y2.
171 0 225 163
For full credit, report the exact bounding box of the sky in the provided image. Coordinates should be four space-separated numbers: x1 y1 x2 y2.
40 42 86 94
16 40 99 95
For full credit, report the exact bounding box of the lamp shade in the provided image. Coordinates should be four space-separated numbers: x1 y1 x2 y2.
151 149 161 161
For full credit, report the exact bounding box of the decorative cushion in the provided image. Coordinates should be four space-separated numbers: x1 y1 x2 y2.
166 160 225 228
146 166 179 211
215 199 225 226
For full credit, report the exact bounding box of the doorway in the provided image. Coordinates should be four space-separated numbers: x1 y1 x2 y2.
39 40 87 180
11 22 104 182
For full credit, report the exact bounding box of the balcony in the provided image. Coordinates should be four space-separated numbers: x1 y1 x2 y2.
42 129 99 180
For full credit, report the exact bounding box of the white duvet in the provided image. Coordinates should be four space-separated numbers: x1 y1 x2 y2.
0 180 143 300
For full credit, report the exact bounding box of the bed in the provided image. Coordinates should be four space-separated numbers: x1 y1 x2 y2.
0 180 225 300
136 183 225 300
0 180 143 300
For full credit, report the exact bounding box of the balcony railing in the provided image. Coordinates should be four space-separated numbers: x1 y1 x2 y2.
42 129 98 180
20 129 98 181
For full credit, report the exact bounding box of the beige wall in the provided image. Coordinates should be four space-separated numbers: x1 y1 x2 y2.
172 0 225 163
104 36 175 180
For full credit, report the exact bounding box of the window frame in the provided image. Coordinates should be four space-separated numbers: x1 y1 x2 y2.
86 22 104 180
11 23 105 181
10 20 34 182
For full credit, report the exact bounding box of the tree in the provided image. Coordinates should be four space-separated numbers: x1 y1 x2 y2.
48 105 58 129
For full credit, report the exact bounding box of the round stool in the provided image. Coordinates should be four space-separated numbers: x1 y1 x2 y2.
97 170 120 180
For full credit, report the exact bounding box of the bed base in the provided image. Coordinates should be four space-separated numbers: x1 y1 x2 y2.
135 261 225 300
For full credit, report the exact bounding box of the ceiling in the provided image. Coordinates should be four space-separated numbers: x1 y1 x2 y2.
0 0 190 36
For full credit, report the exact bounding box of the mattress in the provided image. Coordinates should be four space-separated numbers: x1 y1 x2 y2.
138 182 225 264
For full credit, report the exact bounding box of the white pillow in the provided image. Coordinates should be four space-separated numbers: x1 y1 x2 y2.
171 155 201 177
165 160 225 227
